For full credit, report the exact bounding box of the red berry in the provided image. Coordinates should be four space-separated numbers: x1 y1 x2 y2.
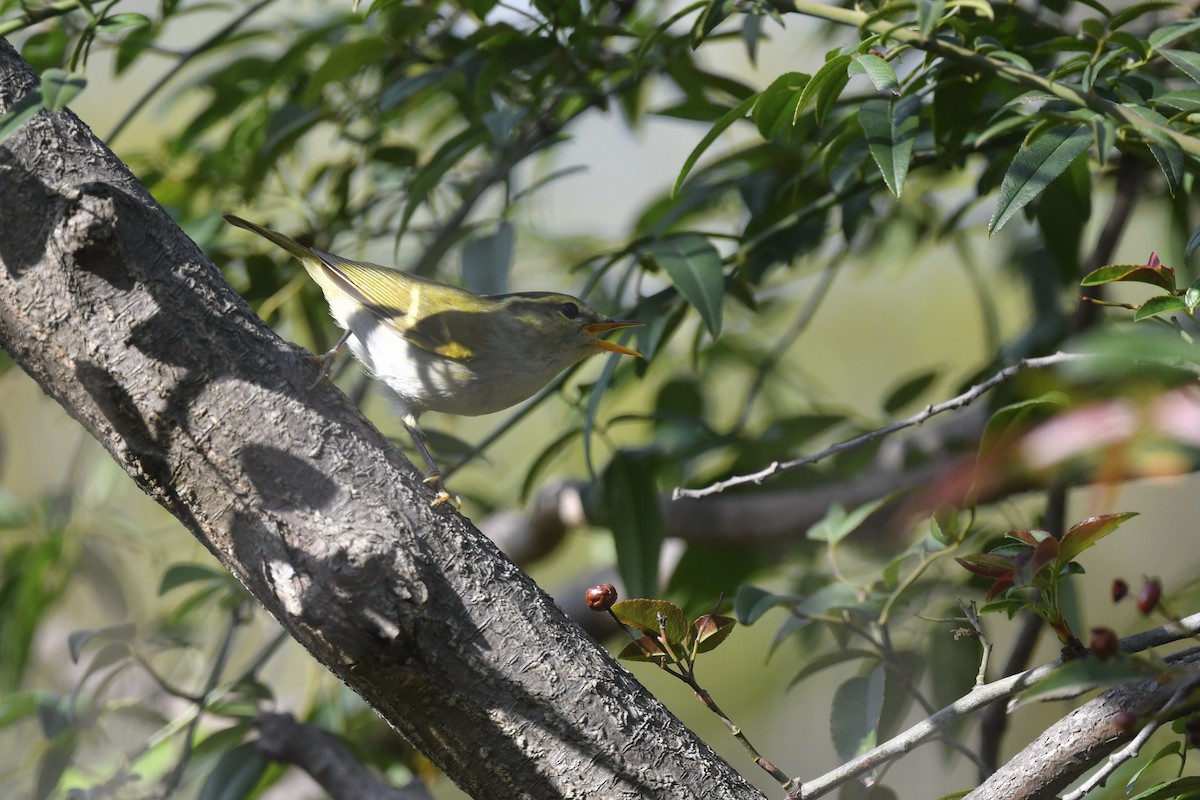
1113 711 1138 733
1111 579 1128 603
1137 579 1162 615
585 583 618 611
1089 627 1119 661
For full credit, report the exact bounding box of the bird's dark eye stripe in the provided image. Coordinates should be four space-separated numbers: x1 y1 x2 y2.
559 302 580 319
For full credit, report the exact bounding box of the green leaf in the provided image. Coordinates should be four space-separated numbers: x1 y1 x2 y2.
808 497 892 545
461 221 513 296
1125 105 1184 196
979 392 1070 457
794 53 853 123
644 234 724 337
611 599 689 645
67 623 136 663
1161 49 1200 84
1109 1 1184 31
692 613 736 653
989 124 1093 235
1187 224 1200 258
852 53 899 94
830 666 886 761
859 95 920 197
198 742 269 800
752 71 810 138
159 563 226 595
1126 742 1184 793
1134 294 1187 321
0 692 39 729
400 127 483 234
1129 776 1200 800
1018 658 1157 705
38 68 85 112
883 369 940 414
788 648 879 689
672 93 758 196
917 0 947 33
1154 89 1200 113
1148 19 1200 52
734 584 800 625
600 454 664 599
96 12 151 32
1081 262 1177 292
0 89 44 145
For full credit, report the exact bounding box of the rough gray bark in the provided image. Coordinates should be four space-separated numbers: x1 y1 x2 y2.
0 40 763 800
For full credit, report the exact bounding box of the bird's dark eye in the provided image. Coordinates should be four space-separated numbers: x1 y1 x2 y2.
559 301 580 319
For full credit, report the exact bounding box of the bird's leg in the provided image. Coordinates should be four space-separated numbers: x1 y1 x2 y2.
307 329 352 389
403 414 461 509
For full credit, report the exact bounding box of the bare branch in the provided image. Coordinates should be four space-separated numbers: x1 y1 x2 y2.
674 353 1092 500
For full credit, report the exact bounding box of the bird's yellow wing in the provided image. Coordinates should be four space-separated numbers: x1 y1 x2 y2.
311 248 478 361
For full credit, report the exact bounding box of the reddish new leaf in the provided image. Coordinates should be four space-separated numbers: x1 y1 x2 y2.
1059 512 1138 564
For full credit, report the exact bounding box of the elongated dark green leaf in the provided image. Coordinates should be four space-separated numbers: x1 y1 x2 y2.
600 454 663 599
672 93 757 196
1149 19 1200 51
1187 223 1200 258
645 234 723 337
159 563 226 595
461 221 513 296
1153 89 1200 112
1161 48 1200 84
789 648 878 689
794 53 852 123
752 71 809 137
851 53 898 94
1128 775 1200 800
988 124 1092 235
883 369 940 414
917 0 946 33
400 127 482 234
859 95 919 197
830 666 885 762
1109 1 1184 31
734 584 801 625
1125 105 1183 196
198 742 269 800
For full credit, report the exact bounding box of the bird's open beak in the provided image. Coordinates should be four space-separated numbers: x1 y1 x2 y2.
585 320 643 357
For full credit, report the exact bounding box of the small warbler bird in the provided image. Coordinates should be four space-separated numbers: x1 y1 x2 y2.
223 214 642 506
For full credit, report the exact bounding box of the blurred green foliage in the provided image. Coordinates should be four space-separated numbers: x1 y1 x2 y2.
2 0 1200 797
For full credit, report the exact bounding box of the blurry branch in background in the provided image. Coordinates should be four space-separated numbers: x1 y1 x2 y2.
254 712 433 800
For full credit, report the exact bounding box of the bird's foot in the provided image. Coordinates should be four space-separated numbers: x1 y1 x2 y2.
423 474 461 509
305 350 339 390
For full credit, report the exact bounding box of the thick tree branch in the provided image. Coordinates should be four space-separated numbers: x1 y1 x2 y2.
0 41 761 800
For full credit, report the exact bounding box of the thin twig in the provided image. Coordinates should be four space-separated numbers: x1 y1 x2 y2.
107 0 279 144
674 352 1092 499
